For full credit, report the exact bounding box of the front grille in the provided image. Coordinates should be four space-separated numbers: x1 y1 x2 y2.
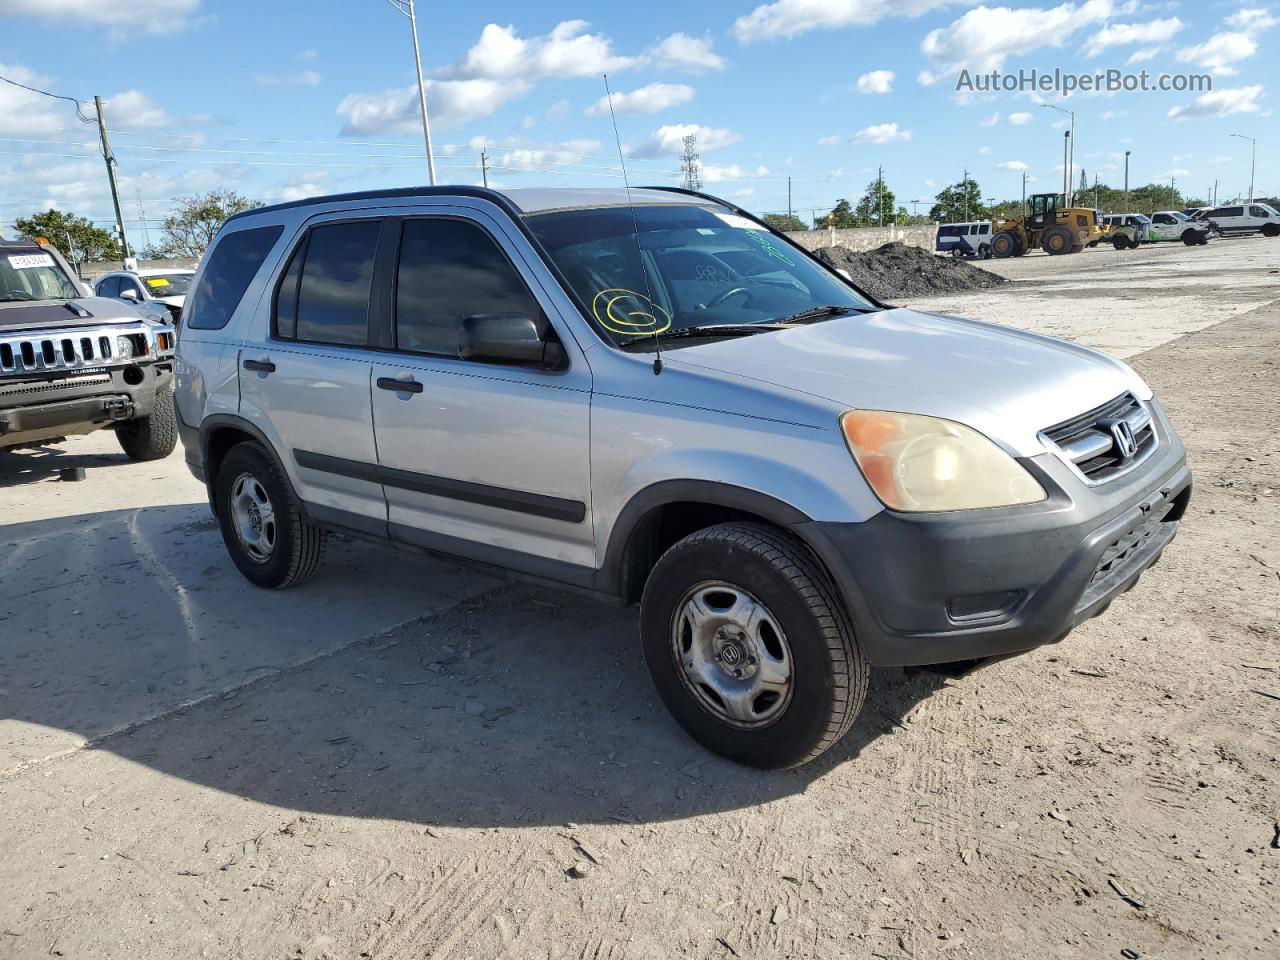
0 324 150 376
1042 392 1157 483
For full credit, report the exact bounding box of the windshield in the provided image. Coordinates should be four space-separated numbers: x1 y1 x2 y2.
140 273 194 296
0 249 79 302
525 203 873 348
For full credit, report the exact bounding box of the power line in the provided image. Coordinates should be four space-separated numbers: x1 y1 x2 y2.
0 72 97 124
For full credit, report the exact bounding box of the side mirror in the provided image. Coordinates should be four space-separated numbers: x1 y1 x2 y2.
459 313 564 369
120 288 140 302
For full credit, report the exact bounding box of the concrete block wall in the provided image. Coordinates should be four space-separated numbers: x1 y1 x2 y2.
783 224 938 253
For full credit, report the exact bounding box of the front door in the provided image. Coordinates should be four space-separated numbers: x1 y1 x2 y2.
369 208 595 579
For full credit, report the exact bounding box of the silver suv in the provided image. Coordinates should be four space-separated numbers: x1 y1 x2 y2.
174 186 1191 769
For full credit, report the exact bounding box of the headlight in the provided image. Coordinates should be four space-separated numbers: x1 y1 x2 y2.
840 411 1046 512
115 335 135 359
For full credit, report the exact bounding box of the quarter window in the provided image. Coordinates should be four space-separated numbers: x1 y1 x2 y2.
394 218 542 358
276 220 381 347
186 225 283 331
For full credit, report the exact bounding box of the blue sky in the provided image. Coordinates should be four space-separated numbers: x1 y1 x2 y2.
0 0 1274 239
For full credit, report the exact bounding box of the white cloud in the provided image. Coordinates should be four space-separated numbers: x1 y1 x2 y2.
701 163 771 182
104 90 175 128
920 0 1116 82
629 123 740 158
855 70 895 94
996 160 1029 171
851 121 911 144
980 111 1000 127
1085 17 1182 55
254 69 322 88
442 20 641 81
1127 46 1160 63
816 135 842 145
978 144 991 156
1176 31 1258 76
733 0 965 43
924 178 937 188
0 0 200 32
1226 8 1279 30
586 82 694 115
1167 84 1264 119
1008 111 1033 125
0 63 74 134
337 78 527 134
490 139 603 172
647 33 726 72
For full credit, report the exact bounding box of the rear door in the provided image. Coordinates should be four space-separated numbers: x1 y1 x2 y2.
237 215 391 535
368 206 595 576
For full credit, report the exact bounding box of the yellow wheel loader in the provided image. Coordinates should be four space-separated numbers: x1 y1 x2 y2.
989 193 1105 257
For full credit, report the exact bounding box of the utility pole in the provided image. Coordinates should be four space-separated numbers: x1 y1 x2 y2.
1062 131 1071 201
135 187 151 252
480 148 489 188
1093 173 1099 210
383 0 437 184
963 167 969 221
787 176 792 221
1123 150 1130 211
1022 171 1027 217
94 95 130 267
1042 103 1075 203
878 165 884 226
1230 133 1256 203
1213 179 1218 206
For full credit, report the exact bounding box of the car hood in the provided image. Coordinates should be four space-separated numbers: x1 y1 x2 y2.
667 307 1149 457
0 296 154 332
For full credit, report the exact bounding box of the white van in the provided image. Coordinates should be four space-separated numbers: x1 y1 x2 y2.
935 221 993 258
1198 203 1280 238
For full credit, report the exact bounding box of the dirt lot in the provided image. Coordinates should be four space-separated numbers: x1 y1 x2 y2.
1 239 1277 959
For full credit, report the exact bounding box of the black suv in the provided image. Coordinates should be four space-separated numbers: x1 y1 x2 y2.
0 239 177 459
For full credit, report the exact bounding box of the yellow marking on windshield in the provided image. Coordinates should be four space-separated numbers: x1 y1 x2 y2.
592 288 672 336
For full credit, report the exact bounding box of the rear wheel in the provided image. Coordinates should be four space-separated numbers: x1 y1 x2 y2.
116 386 177 461
640 522 868 769
214 442 326 589
1181 230 1200 246
1262 223 1279 238
978 243 991 259
1111 236 1129 251
991 231 1021 258
1042 226 1075 255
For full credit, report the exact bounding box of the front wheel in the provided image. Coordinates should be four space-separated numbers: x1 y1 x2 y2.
1262 223 1279 238
991 231 1021 258
640 522 868 769
1181 230 1200 246
214 442 326 588
116 386 177 461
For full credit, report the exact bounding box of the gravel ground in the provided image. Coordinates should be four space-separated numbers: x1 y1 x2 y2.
0 246 1277 959
813 242 1006 300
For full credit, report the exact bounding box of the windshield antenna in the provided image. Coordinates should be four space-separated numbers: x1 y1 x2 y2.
603 73 664 375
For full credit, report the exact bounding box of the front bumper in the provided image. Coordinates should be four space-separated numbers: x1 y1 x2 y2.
0 362 172 448
799 399 1192 666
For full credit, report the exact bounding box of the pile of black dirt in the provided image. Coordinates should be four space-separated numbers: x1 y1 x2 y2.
812 241 1007 302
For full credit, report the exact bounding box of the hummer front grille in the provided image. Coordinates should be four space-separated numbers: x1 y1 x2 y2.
0 324 152 376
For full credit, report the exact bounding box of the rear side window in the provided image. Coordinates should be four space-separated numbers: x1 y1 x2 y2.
97 276 121 298
186 225 283 331
394 218 541 358
275 220 380 347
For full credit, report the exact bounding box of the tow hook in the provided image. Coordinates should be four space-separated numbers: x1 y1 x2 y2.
105 397 135 421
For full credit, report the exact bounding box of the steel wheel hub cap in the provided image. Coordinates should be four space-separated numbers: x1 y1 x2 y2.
671 581 793 728
230 472 276 563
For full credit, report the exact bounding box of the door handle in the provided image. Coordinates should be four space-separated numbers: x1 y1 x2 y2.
243 358 276 373
377 376 423 394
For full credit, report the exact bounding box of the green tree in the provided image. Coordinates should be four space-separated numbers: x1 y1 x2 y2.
14 209 116 263
853 175 897 226
816 198 858 229
761 212 809 232
928 178 989 223
153 189 262 258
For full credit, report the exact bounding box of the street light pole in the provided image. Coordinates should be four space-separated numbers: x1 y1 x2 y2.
1230 133 1256 203
1042 103 1076 204
383 0 437 185
1124 150 1130 211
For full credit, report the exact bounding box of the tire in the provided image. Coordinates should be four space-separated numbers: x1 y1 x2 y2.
116 386 178 461
991 231 1021 258
1041 226 1074 255
1111 237 1128 251
950 247 963 258
978 243 991 259
639 522 868 769
1262 223 1279 238
213 441 326 589
1181 230 1199 246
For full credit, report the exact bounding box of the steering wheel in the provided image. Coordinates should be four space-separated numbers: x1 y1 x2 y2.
705 286 751 309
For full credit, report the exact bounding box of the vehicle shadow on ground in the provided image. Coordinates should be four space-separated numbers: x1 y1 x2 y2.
0 442 138 486
4 502 955 827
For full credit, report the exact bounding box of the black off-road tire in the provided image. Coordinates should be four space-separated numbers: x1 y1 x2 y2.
1181 230 1200 246
116 386 178 461
639 522 869 769
991 231 1021 258
1042 226 1075 255
214 441 326 589
1262 223 1279 238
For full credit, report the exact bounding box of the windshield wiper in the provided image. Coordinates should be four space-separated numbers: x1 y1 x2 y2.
618 323 787 347
773 304 873 325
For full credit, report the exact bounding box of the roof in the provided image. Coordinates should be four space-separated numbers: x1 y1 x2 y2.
224 184 720 224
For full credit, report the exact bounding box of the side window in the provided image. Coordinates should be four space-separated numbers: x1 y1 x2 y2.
97 276 121 298
394 218 542 359
1225 207 1244 218
187 225 284 331
277 220 380 347
122 278 143 297
1250 206 1269 218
